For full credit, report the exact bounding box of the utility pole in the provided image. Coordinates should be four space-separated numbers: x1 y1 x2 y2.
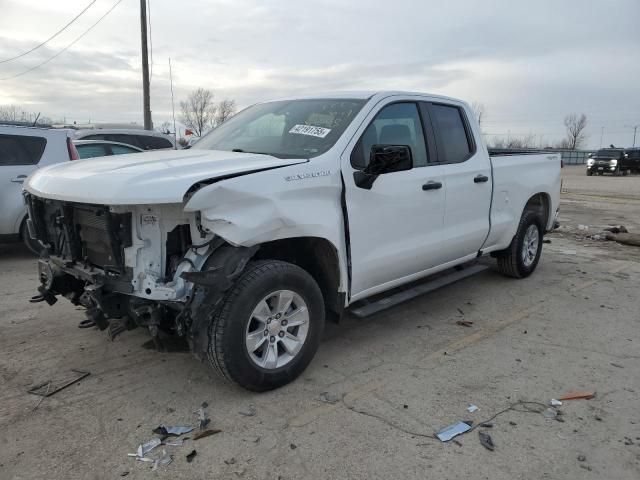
625 124 638 148
140 0 152 130
169 58 177 149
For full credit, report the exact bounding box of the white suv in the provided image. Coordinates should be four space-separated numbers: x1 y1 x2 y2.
0 125 78 252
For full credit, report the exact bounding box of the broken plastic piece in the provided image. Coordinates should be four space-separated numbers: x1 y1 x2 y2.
558 390 596 401
163 439 184 447
151 450 172 471
193 429 222 440
436 421 472 442
319 392 342 404
467 404 479 413
478 431 495 451
239 404 256 417
186 450 197 463
136 437 162 458
550 399 562 407
543 408 558 419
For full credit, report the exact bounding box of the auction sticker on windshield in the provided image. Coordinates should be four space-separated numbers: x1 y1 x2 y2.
289 124 331 138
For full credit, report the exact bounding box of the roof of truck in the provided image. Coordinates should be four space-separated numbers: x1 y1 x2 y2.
269 90 463 103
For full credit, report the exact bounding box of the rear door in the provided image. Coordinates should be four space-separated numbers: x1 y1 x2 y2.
424 102 492 261
0 134 46 235
342 99 449 300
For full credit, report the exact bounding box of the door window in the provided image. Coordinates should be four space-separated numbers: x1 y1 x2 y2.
428 104 474 163
110 144 140 155
351 103 428 169
137 135 173 150
0 134 47 165
76 144 109 159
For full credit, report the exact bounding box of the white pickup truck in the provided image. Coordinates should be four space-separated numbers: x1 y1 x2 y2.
24 91 561 391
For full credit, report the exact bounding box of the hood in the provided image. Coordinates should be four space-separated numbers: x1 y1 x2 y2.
25 149 307 204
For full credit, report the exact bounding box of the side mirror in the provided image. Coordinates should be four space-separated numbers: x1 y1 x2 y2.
354 145 412 189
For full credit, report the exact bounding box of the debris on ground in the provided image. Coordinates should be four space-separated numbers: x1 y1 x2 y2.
151 450 172 471
467 404 479 413
290 443 297 450
605 232 640 247
456 320 474 327
604 225 628 234
550 399 563 407
478 431 495 451
436 421 472 442
238 404 256 417
543 408 558 420
153 425 195 437
559 389 596 401
319 391 342 404
27 369 90 397
577 454 586 462
135 437 162 458
193 429 222 440
186 450 197 463
195 406 210 429
480 422 493 428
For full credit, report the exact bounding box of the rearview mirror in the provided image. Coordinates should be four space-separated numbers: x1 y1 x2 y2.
354 145 412 189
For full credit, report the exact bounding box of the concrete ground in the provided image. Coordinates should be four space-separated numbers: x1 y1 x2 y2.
1 165 639 480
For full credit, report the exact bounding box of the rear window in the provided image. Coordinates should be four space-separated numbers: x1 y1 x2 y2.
137 135 172 150
0 134 47 165
105 134 141 148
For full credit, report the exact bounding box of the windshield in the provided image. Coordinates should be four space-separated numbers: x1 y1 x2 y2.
193 98 366 158
595 149 621 159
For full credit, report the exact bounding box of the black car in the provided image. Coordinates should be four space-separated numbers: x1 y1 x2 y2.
586 148 640 176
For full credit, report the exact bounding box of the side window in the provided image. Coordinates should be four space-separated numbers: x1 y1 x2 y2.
137 136 172 150
428 104 474 163
110 144 139 155
351 102 428 169
77 144 109 159
82 134 107 141
0 134 47 165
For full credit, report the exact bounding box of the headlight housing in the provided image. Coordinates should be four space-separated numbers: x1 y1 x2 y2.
611 159 618 166
587 159 594 166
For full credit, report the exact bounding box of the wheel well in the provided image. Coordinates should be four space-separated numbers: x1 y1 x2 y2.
523 193 550 230
253 237 343 318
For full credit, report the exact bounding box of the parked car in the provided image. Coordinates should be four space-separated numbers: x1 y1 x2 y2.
73 128 175 151
74 140 144 159
0 125 78 252
24 91 561 391
586 148 640 175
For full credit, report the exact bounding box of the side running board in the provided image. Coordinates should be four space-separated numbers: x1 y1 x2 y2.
349 264 488 318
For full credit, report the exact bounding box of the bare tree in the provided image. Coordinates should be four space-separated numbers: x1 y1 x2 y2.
563 113 588 149
490 134 538 149
180 88 217 137
471 101 486 128
215 99 236 126
157 121 172 134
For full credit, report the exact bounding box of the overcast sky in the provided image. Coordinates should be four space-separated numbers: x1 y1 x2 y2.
0 0 638 148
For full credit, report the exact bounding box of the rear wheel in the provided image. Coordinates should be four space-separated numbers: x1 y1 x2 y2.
495 210 543 279
206 260 325 391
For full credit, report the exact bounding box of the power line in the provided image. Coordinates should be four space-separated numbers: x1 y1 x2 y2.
0 0 124 81
0 1 98 64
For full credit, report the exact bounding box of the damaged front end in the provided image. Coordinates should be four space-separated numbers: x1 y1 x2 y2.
25 193 256 357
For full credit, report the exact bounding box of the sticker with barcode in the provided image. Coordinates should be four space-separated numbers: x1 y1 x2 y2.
288 124 331 138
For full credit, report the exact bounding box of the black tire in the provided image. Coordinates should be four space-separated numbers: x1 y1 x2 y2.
206 260 325 391
20 220 42 255
495 210 544 279
586 170 592 176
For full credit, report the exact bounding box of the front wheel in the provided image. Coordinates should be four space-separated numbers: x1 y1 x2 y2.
494 210 543 279
206 260 325 391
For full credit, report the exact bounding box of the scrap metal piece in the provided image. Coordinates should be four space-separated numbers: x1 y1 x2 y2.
478 431 495 451
193 429 222 440
136 437 162 458
436 421 472 442
153 425 195 437
550 399 562 407
28 369 90 397
559 390 596 401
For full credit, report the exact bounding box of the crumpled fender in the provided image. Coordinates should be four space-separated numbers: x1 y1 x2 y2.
183 162 348 291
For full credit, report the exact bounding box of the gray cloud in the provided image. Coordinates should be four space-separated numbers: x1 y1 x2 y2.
0 0 638 147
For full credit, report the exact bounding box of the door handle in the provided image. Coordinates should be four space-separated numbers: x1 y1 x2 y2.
11 175 27 183
474 174 489 183
422 181 442 191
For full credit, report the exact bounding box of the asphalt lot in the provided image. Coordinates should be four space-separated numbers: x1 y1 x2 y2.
1 165 639 479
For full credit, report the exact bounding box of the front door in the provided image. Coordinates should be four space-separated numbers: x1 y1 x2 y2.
342 101 448 300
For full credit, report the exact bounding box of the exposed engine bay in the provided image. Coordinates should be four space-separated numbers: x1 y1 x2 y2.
25 193 257 356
